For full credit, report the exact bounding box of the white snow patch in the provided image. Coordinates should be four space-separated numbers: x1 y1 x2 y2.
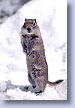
6 86 59 100
0 81 6 92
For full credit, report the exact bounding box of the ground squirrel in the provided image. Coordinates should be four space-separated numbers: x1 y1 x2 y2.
21 19 63 93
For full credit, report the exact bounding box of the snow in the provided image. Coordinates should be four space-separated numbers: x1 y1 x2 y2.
6 86 60 100
0 0 67 100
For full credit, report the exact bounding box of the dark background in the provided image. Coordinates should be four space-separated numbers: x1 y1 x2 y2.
0 0 31 24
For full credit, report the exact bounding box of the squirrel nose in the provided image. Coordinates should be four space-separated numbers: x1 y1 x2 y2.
27 27 31 32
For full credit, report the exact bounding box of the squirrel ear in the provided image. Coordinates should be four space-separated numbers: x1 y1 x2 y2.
25 18 27 22
35 19 37 23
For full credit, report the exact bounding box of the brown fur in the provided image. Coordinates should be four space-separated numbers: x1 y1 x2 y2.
21 19 63 93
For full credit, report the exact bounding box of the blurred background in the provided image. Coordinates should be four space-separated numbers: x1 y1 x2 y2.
0 0 31 24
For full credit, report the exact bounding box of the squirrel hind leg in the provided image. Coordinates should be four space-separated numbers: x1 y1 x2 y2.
48 80 64 86
35 90 43 94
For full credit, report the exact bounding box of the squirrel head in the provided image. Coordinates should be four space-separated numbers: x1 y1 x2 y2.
21 19 41 36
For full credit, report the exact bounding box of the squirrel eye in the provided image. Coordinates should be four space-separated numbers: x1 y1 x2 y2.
23 23 26 28
33 22 36 26
33 22 35 25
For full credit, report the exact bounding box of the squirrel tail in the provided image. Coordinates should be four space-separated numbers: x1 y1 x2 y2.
48 80 63 86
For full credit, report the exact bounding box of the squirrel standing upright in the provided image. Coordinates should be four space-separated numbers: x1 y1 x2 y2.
21 19 63 93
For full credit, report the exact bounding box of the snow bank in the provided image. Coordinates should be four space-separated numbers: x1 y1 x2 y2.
0 0 67 100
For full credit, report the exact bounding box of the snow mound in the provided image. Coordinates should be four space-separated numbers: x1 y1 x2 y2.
0 0 67 100
6 86 60 100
